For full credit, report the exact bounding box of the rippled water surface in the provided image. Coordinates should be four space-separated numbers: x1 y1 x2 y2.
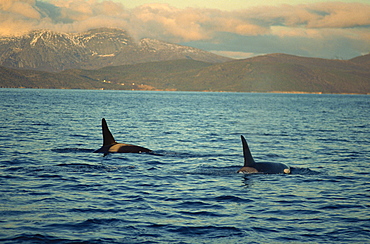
1 89 369 243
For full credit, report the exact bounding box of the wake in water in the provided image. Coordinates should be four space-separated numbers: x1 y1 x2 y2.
51 148 96 153
289 167 321 175
51 148 318 175
189 165 319 176
51 148 237 158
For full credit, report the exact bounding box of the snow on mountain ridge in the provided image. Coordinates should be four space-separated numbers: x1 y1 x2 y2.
0 28 231 71
28 30 84 49
140 38 198 53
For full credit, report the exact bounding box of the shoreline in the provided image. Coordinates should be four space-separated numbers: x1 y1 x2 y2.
1 86 369 95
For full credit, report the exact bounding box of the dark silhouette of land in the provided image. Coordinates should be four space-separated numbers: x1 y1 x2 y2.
1 53 369 94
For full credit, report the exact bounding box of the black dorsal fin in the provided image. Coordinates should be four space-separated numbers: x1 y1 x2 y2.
241 135 256 167
102 118 117 146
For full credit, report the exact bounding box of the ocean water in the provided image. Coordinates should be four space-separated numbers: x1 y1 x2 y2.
0 88 369 243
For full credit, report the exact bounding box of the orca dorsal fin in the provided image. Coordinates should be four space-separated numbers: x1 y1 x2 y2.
102 118 117 146
241 135 256 167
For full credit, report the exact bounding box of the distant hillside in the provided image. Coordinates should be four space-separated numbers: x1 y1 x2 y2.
1 54 369 94
62 59 214 91
163 53 369 93
0 66 123 89
0 28 231 72
350 53 370 67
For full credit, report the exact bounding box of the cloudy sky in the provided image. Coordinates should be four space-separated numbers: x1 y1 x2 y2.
1 0 369 59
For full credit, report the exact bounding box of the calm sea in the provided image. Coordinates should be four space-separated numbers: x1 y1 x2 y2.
0 88 369 243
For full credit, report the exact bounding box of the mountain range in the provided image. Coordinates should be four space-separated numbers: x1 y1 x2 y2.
0 28 230 72
1 53 369 94
0 28 369 94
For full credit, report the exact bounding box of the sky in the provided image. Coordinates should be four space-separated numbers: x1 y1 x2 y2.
121 0 370 11
0 0 369 59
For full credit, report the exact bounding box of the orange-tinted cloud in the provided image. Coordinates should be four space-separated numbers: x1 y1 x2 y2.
0 0 368 58
1 1 369 39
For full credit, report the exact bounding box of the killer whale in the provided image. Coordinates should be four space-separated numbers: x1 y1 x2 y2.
94 118 152 155
237 135 290 174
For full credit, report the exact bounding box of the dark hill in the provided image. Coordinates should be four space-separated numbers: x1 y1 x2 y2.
349 53 370 67
165 53 369 93
1 54 369 94
0 66 123 89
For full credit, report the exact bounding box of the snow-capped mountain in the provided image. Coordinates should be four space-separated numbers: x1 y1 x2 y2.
0 28 231 72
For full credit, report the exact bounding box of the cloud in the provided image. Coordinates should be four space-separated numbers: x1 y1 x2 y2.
1 0 369 39
305 2 370 28
242 2 370 29
0 0 369 58
129 4 209 41
1 0 41 19
0 0 131 36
